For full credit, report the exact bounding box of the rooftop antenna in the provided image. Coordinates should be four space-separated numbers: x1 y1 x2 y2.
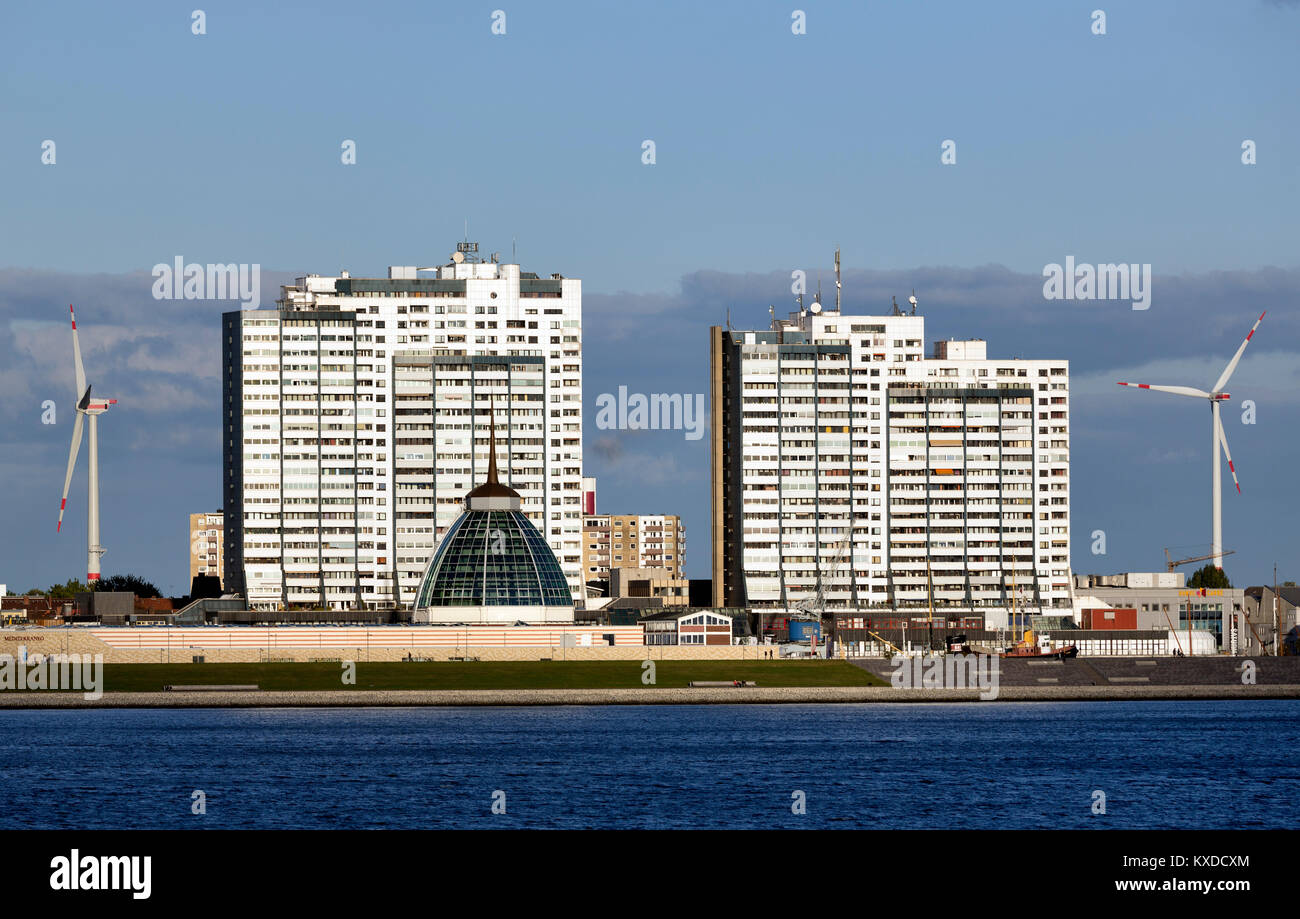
834 248 841 313
892 295 901 317
769 304 775 329
909 289 918 315
512 236 517 263
811 275 822 314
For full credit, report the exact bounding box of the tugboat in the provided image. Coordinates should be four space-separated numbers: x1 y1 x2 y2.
947 632 974 654
999 574 1077 659
1000 629 1078 660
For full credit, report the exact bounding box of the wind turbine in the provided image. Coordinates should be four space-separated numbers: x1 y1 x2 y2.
1117 312 1264 570
56 306 117 584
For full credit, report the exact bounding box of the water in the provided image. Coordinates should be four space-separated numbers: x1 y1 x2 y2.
1 700 1296 829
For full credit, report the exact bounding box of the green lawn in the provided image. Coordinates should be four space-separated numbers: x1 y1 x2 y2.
87 660 882 692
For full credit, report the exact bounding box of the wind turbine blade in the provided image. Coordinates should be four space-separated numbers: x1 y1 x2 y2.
57 411 85 532
1212 311 1265 393
1116 382 1211 398
70 305 87 399
1216 413 1241 494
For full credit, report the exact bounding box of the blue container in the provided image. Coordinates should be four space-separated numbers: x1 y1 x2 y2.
788 620 821 642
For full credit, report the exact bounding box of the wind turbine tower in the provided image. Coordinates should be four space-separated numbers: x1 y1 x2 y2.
1117 312 1264 570
56 306 117 583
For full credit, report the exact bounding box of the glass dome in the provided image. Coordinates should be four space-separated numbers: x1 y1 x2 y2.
413 508 574 609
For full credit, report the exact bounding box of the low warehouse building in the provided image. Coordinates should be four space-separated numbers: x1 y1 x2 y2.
643 609 736 646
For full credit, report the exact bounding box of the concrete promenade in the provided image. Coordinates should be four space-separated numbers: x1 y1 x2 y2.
2 683 1299 708
851 654 1300 686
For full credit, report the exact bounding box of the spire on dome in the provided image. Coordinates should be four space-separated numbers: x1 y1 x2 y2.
466 399 520 505
486 400 500 485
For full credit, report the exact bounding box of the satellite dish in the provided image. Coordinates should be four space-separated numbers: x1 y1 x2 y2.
908 294 917 306
451 251 465 264
810 302 822 314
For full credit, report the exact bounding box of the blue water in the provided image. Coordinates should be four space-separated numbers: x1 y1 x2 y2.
1 701 1296 829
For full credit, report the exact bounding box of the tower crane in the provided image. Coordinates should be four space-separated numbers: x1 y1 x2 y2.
791 531 853 621
1164 548 1235 573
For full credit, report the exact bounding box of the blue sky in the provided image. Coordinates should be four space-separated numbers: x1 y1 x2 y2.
1 1 1298 594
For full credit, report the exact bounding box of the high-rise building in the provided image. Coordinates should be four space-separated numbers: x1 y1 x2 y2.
223 245 583 610
582 514 685 584
188 511 224 586
710 306 1070 625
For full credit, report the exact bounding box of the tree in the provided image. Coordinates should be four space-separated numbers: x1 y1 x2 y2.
46 578 90 599
95 574 161 598
1188 564 1231 590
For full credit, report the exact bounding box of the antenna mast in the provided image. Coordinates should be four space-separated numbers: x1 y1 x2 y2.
1275 562 1280 657
834 248 841 313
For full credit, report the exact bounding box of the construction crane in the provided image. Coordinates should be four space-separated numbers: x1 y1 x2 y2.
1164 547 1235 573
865 628 904 656
791 531 852 621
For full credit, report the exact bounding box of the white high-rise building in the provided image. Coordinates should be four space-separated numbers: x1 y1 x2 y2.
710 304 1070 625
223 244 583 610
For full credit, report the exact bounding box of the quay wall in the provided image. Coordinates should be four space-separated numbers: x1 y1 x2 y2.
3 684 1300 709
0 627 772 663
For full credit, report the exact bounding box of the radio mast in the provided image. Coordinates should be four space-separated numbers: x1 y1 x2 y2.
834 248 841 313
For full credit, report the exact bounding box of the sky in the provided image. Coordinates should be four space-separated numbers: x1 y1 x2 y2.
1 1 1297 595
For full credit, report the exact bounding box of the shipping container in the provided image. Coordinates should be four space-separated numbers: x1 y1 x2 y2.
788 620 821 642
1082 607 1138 630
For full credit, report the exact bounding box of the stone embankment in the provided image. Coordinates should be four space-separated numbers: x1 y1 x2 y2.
2 683 1298 708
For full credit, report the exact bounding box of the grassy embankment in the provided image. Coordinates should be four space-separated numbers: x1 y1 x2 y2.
76 660 883 692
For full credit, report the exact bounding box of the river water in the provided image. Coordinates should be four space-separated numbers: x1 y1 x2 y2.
1 700 1295 829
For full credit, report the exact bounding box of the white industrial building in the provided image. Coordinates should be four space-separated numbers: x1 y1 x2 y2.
222 244 583 610
1073 571 1247 652
711 300 1070 626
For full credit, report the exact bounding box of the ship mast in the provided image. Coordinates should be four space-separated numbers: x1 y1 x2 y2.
1010 568 1018 648
926 559 935 653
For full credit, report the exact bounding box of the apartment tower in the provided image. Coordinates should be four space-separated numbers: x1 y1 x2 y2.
710 303 1070 625
223 243 583 610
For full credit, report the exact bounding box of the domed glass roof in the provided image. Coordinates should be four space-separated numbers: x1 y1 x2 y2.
413 508 574 609
414 404 573 614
